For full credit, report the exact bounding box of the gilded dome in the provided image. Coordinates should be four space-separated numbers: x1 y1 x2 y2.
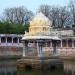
30 12 52 27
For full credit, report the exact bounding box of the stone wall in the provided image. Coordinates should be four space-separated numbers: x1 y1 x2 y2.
0 46 23 57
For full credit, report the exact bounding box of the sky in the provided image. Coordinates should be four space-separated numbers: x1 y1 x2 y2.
0 0 70 15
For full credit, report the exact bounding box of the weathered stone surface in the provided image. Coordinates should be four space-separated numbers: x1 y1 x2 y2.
17 57 63 70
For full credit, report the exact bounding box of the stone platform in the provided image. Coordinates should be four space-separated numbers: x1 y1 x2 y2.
17 56 63 70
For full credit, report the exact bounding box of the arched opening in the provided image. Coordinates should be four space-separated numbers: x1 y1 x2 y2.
13 37 18 43
1 37 6 43
7 37 12 43
62 40 67 47
68 39 72 47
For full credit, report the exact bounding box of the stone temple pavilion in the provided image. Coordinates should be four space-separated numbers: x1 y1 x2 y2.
22 12 61 57
17 12 75 70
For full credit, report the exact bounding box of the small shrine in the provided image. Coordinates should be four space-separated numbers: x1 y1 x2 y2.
22 12 60 57
17 12 75 70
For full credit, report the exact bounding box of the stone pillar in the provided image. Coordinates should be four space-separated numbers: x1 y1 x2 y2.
33 41 36 56
39 40 43 57
12 37 13 43
45 42 47 47
37 41 40 56
50 40 53 54
26 41 28 56
18 37 19 44
51 40 52 48
39 44 42 56
23 41 25 57
6 37 7 46
22 41 28 57
61 40 62 48
0 37 1 43
37 40 43 57
6 37 7 43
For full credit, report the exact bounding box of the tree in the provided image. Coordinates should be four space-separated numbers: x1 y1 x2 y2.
58 7 70 28
38 5 60 27
0 21 29 34
3 6 34 25
49 7 59 27
38 5 51 18
38 5 58 27
69 0 75 25
24 11 34 25
38 5 71 28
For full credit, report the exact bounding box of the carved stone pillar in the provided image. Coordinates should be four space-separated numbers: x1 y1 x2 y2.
12 37 13 43
18 37 19 44
6 37 7 43
37 41 40 56
22 41 28 57
0 37 1 43
39 40 43 57
22 41 25 57
37 40 43 57
61 40 62 48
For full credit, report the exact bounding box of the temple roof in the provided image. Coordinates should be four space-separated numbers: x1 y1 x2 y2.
22 12 61 40
30 12 52 27
26 12 52 36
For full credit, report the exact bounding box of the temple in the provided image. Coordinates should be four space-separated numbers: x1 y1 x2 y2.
17 12 75 70
22 12 60 57
22 12 75 57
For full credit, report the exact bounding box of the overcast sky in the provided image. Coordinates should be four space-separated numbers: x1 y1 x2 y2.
0 0 70 14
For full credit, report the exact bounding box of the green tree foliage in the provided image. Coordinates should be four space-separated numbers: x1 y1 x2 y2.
0 21 29 34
